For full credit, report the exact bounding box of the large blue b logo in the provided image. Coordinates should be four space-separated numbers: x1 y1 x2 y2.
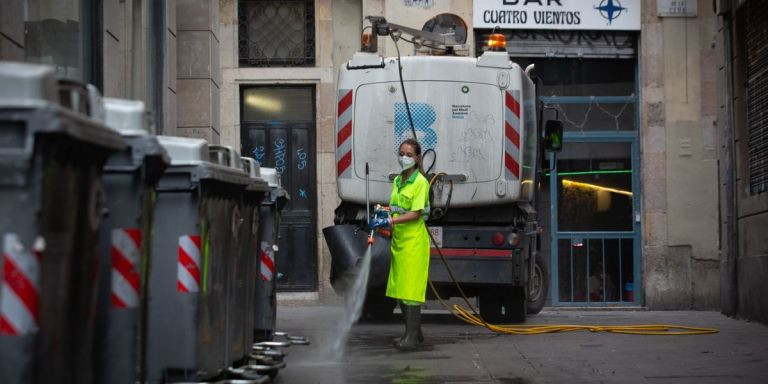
394 102 437 152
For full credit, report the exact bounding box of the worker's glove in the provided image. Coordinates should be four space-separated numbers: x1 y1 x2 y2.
370 217 392 229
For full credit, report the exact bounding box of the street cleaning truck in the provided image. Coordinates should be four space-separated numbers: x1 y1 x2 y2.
323 15 562 323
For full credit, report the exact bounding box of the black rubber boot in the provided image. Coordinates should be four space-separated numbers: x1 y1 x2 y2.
394 304 421 351
393 302 424 345
392 302 407 344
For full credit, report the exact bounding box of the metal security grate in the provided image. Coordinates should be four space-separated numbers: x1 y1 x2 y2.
238 0 315 67
474 29 637 59
746 0 768 194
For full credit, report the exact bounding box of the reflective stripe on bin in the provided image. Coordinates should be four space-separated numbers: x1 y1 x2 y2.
259 241 275 282
111 228 141 308
177 235 202 292
0 233 40 335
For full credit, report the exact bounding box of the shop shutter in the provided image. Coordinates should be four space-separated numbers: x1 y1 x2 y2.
475 30 637 59
745 0 768 194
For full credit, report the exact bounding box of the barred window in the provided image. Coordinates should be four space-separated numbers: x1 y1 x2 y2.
745 0 768 194
238 0 315 67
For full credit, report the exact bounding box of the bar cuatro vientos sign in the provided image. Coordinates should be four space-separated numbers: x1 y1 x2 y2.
473 0 641 31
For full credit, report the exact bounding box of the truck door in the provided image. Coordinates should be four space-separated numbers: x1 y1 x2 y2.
240 85 318 291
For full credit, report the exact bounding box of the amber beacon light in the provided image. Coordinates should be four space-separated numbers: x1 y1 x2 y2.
487 32 506 51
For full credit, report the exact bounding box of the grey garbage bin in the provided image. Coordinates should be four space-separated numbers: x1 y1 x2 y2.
226 155 268 367
253 167 289 342
147 137 251 383
0 62 125 384
95 98 169 384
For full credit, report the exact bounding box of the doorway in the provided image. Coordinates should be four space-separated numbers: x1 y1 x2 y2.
240 85 317 291
549 137 641 305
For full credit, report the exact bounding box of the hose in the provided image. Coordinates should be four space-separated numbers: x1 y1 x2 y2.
424 177 718 336
391 34 418 141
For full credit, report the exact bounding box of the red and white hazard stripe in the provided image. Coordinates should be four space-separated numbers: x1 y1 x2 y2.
111 228 141 309
259 241 276 282
0 233 40 335
336 89 353 178
177 235 201 293
504 90 521 180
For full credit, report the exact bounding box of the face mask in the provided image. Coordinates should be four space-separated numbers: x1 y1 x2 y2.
398 155 416 170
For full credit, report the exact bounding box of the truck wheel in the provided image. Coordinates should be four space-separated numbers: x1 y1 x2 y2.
479 287 526 323
527 253 549 315
360 293 396 322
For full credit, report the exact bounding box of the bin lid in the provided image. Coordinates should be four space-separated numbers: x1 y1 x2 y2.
157 135 251 186
209 145 243 170
260 167 280 188
104 98 150 135
0 61 58 106
157 135 209 165
241 157 261 178
241 157 269 192
259 167 289 203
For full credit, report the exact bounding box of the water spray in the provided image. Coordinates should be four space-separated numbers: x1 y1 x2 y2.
331 163 375 355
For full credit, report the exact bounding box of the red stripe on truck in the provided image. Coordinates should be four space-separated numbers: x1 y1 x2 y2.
337 121 352 146
505 92 520 118
505 153 520 179
338 91 352 117
337 151 352 176
505 121 520 148
430 248 512 257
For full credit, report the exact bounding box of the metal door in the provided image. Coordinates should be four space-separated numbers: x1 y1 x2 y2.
240 85 317 291
549 135 641 306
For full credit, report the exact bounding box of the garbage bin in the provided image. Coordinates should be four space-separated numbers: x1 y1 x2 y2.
227 156 268 367
147 136 251 383
253 167 289 342
0 62 125 384
95 98 169 384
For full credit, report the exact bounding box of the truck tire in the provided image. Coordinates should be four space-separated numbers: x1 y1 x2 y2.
526 253 549 315
360 293 396 322
479 287 526 323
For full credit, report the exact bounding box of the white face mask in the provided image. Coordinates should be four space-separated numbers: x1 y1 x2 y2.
398 155 416 170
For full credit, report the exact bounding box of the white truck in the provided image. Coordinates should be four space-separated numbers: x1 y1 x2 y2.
322 15 562 322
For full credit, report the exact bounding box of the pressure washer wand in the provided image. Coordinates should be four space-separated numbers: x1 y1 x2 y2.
365 162 374 245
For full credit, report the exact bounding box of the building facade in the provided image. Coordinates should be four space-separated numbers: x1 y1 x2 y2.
715 0 768 323
1 0 764 319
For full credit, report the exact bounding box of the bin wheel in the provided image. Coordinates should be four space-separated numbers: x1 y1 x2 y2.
360 293 396 322
527 252 549 315
479 287 526 323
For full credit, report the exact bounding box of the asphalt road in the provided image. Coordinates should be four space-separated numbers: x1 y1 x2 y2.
270 304 768 384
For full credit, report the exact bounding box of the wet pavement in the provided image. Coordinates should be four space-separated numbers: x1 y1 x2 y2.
271 303 768 384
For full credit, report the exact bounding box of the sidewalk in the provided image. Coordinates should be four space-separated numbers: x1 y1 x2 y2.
272 304 768 383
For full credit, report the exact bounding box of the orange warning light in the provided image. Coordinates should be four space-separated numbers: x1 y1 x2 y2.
487 33 506 51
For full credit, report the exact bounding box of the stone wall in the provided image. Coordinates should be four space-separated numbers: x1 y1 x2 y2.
640 0 720 310
177 0 220 143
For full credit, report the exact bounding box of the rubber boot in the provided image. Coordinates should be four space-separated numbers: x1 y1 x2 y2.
393 302 407 345
393 302 424 345
393 304 421 351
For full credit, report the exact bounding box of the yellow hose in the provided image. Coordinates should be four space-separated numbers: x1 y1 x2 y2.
427 280 718 335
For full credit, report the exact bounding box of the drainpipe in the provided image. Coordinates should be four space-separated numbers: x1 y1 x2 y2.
720 9 739 317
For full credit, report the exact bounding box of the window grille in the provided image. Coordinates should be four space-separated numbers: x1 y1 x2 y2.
238 0 315 67
746 0 768 194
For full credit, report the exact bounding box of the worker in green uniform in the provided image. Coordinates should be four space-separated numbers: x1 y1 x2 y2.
371 138 431 351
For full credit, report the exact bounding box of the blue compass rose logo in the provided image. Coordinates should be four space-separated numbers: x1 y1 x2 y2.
595 0 627 25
